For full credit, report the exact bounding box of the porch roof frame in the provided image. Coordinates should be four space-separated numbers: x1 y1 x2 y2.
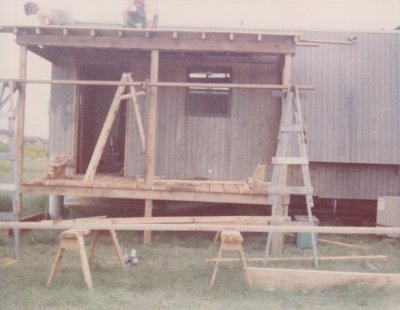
0 25 299 56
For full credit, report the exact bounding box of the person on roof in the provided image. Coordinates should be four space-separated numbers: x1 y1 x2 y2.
24 2 73 26
122 0 159 28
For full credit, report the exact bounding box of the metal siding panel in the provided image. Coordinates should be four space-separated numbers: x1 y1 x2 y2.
296 31 400 165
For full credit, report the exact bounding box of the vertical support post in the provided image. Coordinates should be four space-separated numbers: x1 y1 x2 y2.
271 53 293 255
13 46 27 260
143 199 153 244
144 50 159 187
143 50 159 244
16 46 27 193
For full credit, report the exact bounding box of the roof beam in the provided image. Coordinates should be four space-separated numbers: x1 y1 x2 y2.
16 33 296 55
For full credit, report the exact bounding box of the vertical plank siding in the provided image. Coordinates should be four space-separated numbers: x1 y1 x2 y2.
126 56 281 180
291 30 400 199
294 31 400 165
49 55 77 157
310 163 400 200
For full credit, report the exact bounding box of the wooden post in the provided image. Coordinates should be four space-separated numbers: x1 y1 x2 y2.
144 50 159 187
16 46 27 191
271 54 292 255
143 50 159 244
143 199 153 244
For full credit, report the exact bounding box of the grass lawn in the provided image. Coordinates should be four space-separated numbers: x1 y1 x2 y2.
1 143 400 309
1 231 400 310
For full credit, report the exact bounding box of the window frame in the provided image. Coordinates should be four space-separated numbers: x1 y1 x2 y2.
185 66 233 118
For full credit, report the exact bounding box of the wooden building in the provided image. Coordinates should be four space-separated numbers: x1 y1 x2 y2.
0 25 302 232
0 25 399 221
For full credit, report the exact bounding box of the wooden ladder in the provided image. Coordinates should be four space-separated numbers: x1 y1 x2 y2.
263 86 318 267
0 81 21 260
84 73 145 182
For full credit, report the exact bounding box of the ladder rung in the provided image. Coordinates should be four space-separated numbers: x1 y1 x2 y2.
280 125 303 133
268 186 313 195
0 153 16 161
0 212 15 221
0 129 14 137
272 157 309 165
0 183 17 192
0 112 15 118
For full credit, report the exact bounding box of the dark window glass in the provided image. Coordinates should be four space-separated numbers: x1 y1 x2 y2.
186 67 232 117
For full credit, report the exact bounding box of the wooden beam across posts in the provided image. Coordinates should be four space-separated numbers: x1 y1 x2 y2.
1 222 400 235
248 267 400 291
15 32 297 55
0 78 315 91
65 216 291 225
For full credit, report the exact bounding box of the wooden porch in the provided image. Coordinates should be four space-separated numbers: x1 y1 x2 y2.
22 175 269 205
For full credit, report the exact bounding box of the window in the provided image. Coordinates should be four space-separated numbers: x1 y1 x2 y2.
186 66 232 117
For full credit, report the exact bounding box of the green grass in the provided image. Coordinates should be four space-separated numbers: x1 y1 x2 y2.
1 231 400 309
0 142 48 214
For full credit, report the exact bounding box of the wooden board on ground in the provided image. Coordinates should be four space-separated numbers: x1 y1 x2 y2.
248 267 400 291
208 255 388 263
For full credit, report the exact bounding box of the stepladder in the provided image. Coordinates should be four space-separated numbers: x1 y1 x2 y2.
264 86 319 267
83 73 146 182
0 80 21 260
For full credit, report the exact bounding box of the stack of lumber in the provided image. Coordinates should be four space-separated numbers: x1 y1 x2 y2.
220 231 243 244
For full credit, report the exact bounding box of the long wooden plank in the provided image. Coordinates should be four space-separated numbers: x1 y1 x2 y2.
318 238 368 250
0 79 314 91
16 34 297 55
69 216 291 225
1 222 400 235
1 25 302 38
208 255 388 263
21 184 269 205
248 267 400 291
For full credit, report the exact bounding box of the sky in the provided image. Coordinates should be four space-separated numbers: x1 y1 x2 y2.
0 0 400 137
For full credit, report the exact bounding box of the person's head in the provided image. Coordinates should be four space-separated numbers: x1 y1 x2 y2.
24 2 39 15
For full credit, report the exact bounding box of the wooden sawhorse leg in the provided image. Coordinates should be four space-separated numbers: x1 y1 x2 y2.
207 231 221 264
209 231 252 288
89 230 126 269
